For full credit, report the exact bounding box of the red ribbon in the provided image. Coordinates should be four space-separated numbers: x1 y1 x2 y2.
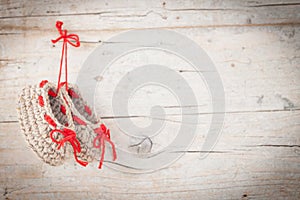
51 21 80 94
50 128 88 167
93 124 117 169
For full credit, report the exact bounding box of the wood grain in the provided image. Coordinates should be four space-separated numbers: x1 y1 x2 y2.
0 0 300 199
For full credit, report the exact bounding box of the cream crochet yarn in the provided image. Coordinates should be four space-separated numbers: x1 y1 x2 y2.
17 80 87 166
61 83 99 162
61 83 117 168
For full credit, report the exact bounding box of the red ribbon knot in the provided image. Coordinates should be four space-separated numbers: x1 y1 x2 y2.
93 124 117 169
51 21 80 47
50 128 88 167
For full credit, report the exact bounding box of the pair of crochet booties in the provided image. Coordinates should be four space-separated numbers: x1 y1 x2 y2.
17 80 117 168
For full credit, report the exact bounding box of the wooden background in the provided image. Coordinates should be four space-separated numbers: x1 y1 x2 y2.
0 0 300 199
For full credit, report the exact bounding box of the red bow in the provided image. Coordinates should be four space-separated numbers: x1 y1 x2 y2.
93 124 117 169
51 21 80 94
51 21 80 47
50 128 88 167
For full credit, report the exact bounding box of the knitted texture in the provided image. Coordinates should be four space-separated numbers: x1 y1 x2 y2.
17 81 76 165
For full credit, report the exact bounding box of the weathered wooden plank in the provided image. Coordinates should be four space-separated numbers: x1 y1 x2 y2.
0 0 300 35
1 111 299 172
1 153 299 199
1 110 299 149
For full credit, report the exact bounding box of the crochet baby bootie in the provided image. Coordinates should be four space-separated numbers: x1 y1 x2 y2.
17 21 116 169
17 80 87 167
61 83 117 168
16 21 88 167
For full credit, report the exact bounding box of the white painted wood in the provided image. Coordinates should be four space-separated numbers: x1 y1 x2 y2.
0 0 300 199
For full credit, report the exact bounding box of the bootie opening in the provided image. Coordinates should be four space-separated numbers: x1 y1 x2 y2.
68 88 98 124
47 88 70 127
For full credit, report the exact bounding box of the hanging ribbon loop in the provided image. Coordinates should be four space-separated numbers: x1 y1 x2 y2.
51 21 80 94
